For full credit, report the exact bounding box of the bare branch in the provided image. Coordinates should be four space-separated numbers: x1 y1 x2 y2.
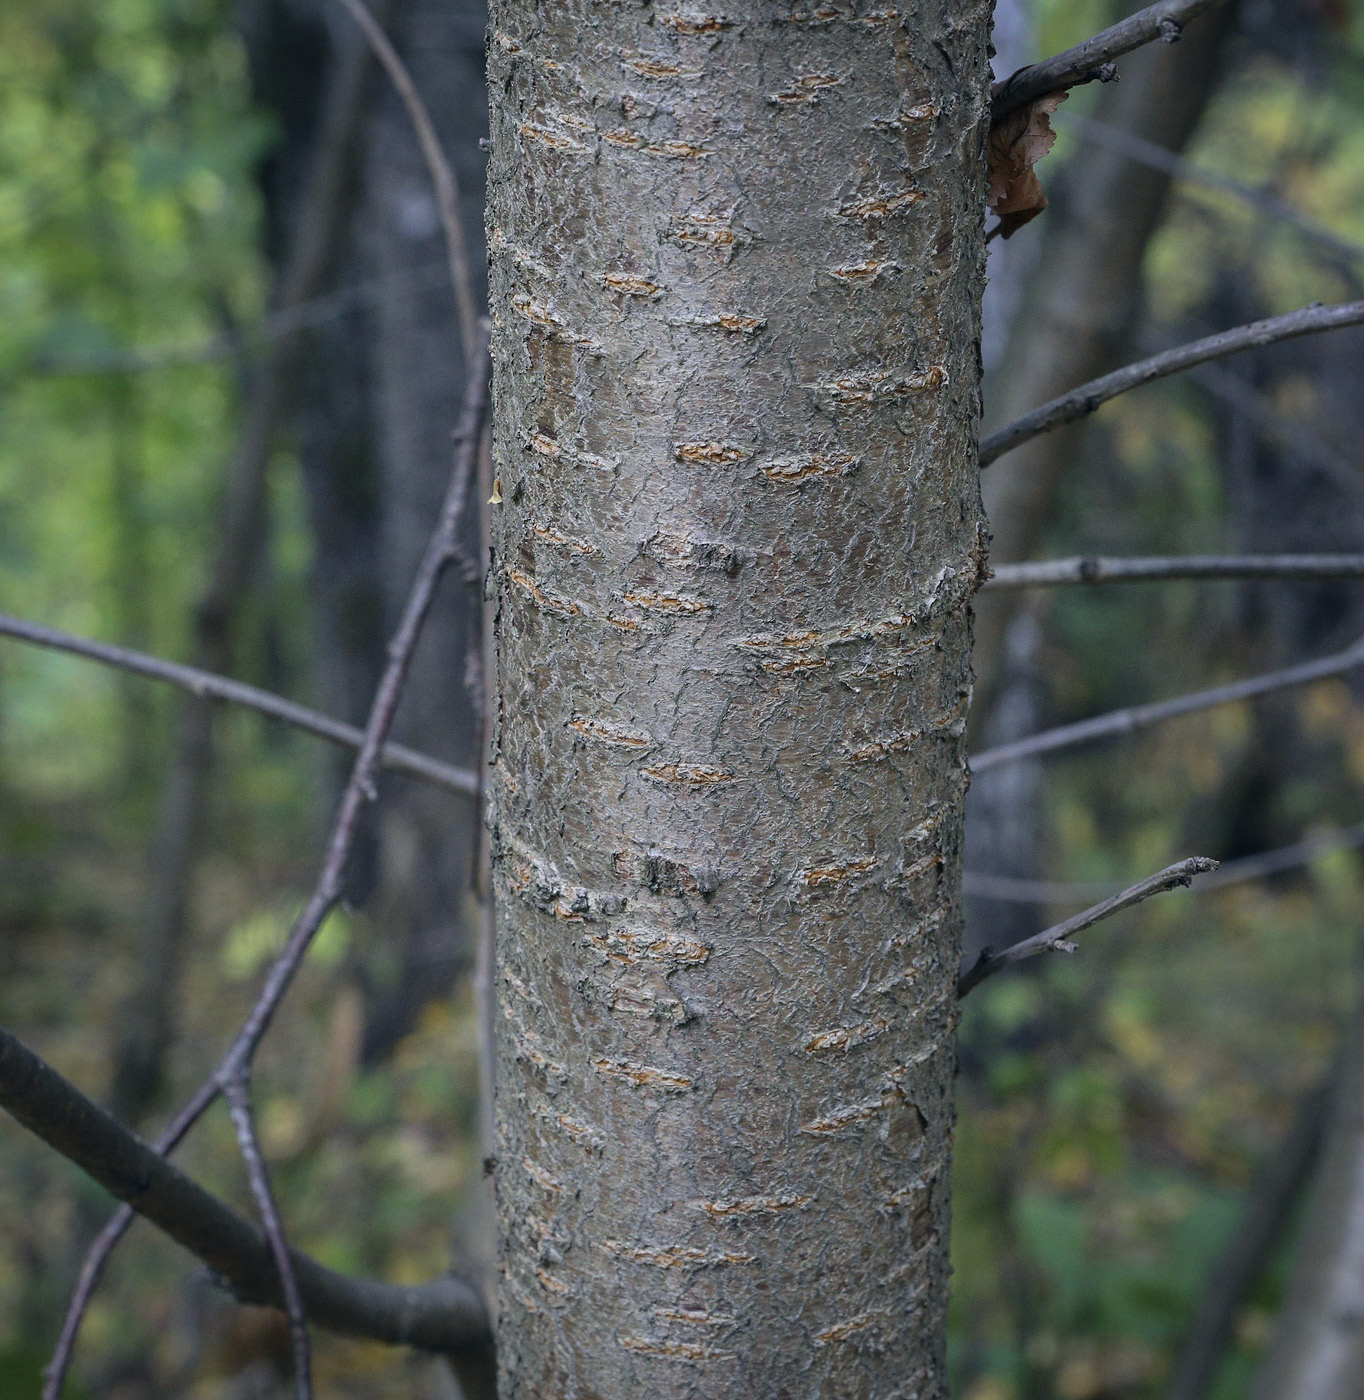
991 0 1231 125
223 1074 312 1396
972 633 1364 774
1071 117 1364 275
965 821 1364 906
1191 363 1360 490
982 553 1364 590
334 0 479 363
30 262 451 377
46 1078 232 1396
0 613 478 797
0 1023 491 1354
979 300 1364 468
957 857 1218 997
47 335 492 1396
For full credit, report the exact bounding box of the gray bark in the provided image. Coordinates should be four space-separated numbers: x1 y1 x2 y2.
485 3 990 1395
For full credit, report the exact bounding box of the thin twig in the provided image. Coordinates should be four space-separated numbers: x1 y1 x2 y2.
1070 117 1364 275
979 300 1364 467
0 1024 492 1353
45 334 492 1399
46 1078 220 1399
27 262 452 378
223 1074 311 1394
334 0 478 363
957 857 1218 996
990 0 1231 124
0 613 478 796
964 822 1364 905
971 632 1364 774
982 553 1364 590
1191 363 1360 491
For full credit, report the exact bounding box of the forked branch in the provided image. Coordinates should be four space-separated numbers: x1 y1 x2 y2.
972 632 1364 774
982 554 1364 590
45 335 492 1400
0 1024 491 1353
958 857 1218 997
0 613 478 796
991 0 1231 124
980 300 1364 467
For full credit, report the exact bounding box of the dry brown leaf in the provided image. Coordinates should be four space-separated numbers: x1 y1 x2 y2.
986 90 1067 240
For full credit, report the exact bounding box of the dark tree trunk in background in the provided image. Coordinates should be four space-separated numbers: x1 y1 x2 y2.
242 0 489 1065
359 0 488 1061
976 0 1239 684
1252 969 1364 1400
963 4 1237 963
485 1 989 1393
1185 271 1364 866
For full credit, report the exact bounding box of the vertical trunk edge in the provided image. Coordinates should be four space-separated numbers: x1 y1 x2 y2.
486 3 989 1394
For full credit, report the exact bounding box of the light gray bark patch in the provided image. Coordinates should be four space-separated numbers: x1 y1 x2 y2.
487 0 990 1393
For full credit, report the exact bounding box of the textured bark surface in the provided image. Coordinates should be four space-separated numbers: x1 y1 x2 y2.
485 3 989 1394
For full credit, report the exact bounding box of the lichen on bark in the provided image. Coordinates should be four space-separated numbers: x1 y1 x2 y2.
485 1 990 1393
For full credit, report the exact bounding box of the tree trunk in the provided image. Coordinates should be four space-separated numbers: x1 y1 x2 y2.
485 3 990 1394
251 0 489 1065
1251 968 1364 1400
359 0 488 1063
974 1 1238 706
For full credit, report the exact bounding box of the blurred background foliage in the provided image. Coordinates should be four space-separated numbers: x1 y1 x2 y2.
0 0 1362 1395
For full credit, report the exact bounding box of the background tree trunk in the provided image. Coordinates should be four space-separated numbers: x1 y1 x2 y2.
975 0 1239 699
485 1 989 1393
1251 964 1364 1400
244 0 489 1066
963 4 1238 966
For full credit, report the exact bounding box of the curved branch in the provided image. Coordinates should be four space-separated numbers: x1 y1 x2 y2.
0 1023 491 1354
1071 117 1364 274
334 0 479 363
979 300 1364 468
0 613 478 797
972 633 1364 774
982 553 1364 590
991 0 1231 124
958 857 1218 996
48 338 494 1398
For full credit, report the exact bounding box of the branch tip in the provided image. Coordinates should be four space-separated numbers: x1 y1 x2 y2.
959 856 1218 997
981 300 1364 468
